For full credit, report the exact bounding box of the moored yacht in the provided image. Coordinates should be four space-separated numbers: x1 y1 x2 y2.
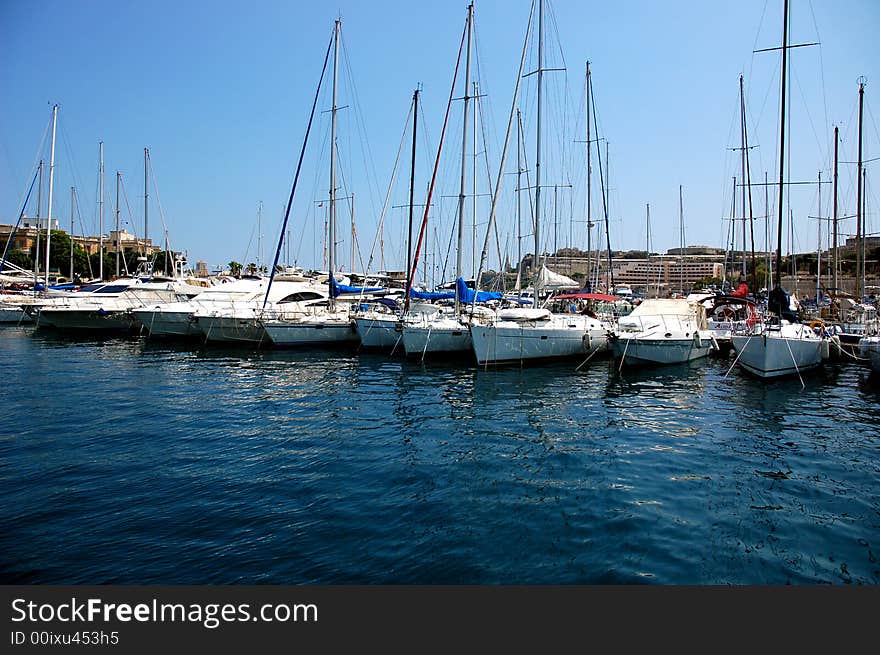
608 298 715 366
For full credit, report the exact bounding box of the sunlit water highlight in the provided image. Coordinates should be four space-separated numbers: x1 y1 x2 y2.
1 327 877 584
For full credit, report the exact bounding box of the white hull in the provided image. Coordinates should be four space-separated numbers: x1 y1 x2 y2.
730 326 825 378
131 309 199 338
402 320 472 358
195 315 269 344
470 315 608 365
263 318 358 347
611 336 712 365
354 316 401 349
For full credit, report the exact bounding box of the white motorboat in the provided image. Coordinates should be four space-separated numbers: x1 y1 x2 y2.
609 298 715 366
132 276 266 338
193 279 327 345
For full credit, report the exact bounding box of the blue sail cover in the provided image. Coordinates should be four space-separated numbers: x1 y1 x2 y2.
409 289 455 301
329 274 384 298
456 277 502 303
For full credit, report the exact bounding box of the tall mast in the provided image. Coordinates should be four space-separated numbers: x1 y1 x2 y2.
34 160 43 287
69 186 75 280
605 140 612 290
765 171 772 288
115 171 121 277
455 2 473 314
646 203 650 296
862 168 867 298
257 200 263 273
739 75 747 277
816 171 822 301
774 0 789 288
99 142 104 280
350 192 355 274
405 88 419 300
740 74 756 292
585 61 592 288
515 108 522 292
534 0 544 297
329 18 340 309
856 79 864 299
44 104 58 288
679 184 684 295
472 80 478 278
144 147 149 260
832 126 839 292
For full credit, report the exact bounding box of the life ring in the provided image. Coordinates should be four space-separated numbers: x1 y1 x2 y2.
809 319 824 331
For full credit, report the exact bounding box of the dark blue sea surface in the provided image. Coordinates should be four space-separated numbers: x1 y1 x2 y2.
1 326 878 584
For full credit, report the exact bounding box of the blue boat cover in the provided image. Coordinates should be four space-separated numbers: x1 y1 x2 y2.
456 277 502 303
409 289 455 301
329 275 384 298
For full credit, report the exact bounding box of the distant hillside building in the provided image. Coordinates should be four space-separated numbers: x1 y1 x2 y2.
0 218 158 257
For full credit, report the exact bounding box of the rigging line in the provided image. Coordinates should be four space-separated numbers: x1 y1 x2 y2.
340 32 381 227
147 156 175 256
15 112 52 220
476 92 504 273
58 120 93 234
364 99 413 275
791 65 825 159
589 74 613 288
405 12 468 309
300 111 333 268
866 101 880 159
263 27 333 308
807 0 830 144
472 0 534 305
745 0 770 101
118 175 139 275
71 188 95 279
0 167 39 276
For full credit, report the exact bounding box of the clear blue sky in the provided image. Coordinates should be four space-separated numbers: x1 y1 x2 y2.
2 0 878 279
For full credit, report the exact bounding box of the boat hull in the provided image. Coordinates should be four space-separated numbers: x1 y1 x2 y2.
131 309 199 338
37 309 136 332
263 319 359 347
610 336 712 365
0 306 32 323
401 322 472 358
470 317 608 365
195 315 269 345
730 332 824 378
354 316 401 350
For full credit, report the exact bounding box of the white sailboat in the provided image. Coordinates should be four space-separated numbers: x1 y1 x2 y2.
470 4 610 366
401 3 478 359
259 19 368 349
354 88 421 351
730 0 829 379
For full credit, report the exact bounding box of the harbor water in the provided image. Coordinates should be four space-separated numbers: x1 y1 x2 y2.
1 326 878 584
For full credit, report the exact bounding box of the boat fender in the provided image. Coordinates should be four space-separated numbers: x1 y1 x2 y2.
693 331 702 349
583 332 592 350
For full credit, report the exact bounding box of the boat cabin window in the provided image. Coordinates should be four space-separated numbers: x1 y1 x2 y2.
279 292 325 303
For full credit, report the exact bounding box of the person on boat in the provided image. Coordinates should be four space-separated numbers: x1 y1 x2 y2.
731 280 748 298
